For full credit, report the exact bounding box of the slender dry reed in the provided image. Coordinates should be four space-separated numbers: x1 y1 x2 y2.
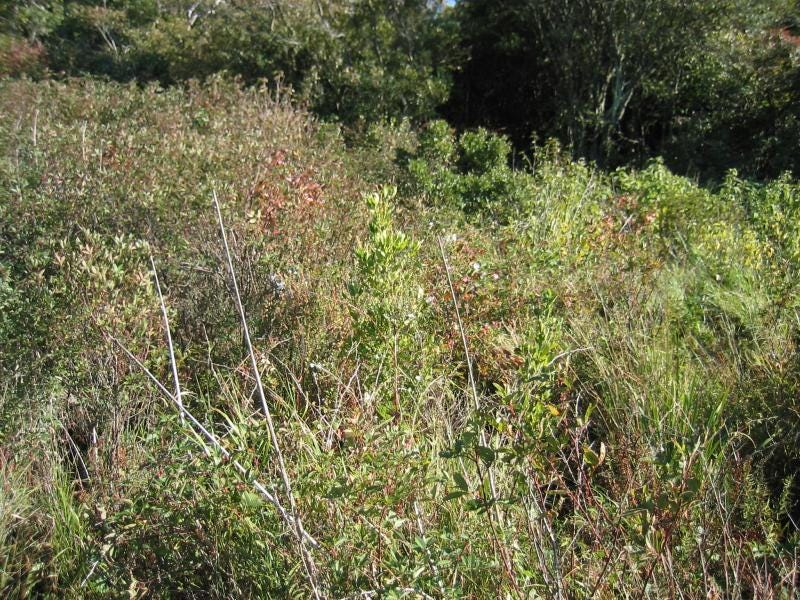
437 236 520 596
110 334 319 548
213 191 323 599
150 256 184 423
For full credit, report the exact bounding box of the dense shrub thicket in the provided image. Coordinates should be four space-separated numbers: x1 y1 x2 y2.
0 0 457 125
2 1 800 597
2 0 799 178
445 0 800 178
1 78 800 597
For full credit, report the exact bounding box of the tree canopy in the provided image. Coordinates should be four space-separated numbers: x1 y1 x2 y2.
2 0 799 178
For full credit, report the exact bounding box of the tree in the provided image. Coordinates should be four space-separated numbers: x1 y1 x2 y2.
315 0 459 124
446 0 767 168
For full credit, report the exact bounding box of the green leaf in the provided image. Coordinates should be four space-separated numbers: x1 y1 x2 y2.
464 498 484 512
583 445 600 467
326 485 349 499
443 490 467 501
240 491 264 508
476 445 496 465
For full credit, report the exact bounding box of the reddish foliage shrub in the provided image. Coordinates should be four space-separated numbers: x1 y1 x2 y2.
0 37 47 78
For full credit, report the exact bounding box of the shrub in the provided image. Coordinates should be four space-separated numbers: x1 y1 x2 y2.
457 127 511 174
3 77 800 598
402 123 533 220
0 35 47 77
347 186 437 415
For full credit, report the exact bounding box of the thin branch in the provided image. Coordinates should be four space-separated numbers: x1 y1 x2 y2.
544 346 592 371
213 191 323 599
151 255 184 423
61 424 90 484
437 236 521 597
437 236 499 497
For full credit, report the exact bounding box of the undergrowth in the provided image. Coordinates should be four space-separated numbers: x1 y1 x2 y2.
1 78 799 598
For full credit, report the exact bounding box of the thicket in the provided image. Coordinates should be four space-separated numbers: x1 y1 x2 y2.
2 78 800 597
2 0 798 179
2 1 800 597
445 0 800 178
0 0 457 124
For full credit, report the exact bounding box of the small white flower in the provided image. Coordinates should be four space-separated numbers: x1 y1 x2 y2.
472 262 481 272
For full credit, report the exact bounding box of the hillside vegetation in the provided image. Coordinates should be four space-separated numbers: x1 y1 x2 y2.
1 1 800 599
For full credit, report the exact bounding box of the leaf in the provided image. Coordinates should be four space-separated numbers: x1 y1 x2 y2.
240 491 264 508
655 493 672 511
464 498 484 512
681 479 700 502
583 444 600 467
598 441 607 465
326 485 349 499
476 445 496 465
461 430 477 446
453 472 469 492
443 490 467 501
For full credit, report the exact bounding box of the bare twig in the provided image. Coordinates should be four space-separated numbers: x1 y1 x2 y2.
80 560 99 588
32 108 38 148
437 236 521 597
213 191 323 599
544 346 591 370
151 255 184 422
60 424 90 484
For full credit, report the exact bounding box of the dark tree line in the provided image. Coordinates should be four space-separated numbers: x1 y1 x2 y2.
446 0 800 179
2 0 798 179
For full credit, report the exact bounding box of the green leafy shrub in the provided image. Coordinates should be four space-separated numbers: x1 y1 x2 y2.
613 158 718 244
347 186 437 415
417 119 457 166
457 127 511 174
402 123 533 220
745 172 800 266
